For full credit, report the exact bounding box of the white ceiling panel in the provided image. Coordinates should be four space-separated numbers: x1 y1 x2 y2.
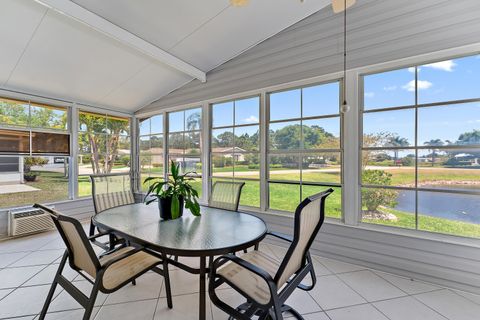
0 0 47 85
72 0 229 50
169 0 331 70
5 8 154 111
99 62 192 110
1 0 331 112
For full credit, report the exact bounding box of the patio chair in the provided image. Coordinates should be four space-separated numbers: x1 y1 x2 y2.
34 204 173 320
209 181 245 212
209 188 334 320
89 173 135 250
208 180 254 255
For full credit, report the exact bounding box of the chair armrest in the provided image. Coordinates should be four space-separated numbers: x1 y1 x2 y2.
267 231 293 243
212 254 277 293
100 247 143 270
88 231 110 240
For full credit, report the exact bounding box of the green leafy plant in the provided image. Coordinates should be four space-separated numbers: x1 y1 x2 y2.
144 160 201 218
362 170 398 212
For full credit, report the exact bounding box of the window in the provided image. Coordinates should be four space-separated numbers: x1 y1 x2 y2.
167 108 202 197
211 97 260 208
0 97 70 208
0 98 69 154
267 81 342 218
139 114 164 191
77 110 131 197
361 53 480 238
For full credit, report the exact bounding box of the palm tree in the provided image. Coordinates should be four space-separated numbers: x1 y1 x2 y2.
424 139 444 166
386 136 409 165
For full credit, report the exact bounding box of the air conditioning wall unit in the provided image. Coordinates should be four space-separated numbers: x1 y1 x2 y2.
8 206 55 237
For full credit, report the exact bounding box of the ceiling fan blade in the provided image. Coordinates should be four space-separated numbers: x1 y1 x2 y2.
230 0 249 7
332 0 356 13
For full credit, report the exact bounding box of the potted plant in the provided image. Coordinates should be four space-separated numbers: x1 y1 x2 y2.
144 160 201 220
23 157 48 182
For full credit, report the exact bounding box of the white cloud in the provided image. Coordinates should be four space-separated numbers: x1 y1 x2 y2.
423 60 456 72
467 120 480 124
364 92 375 98
402 80 432 92
244 115 259 123
408 67 415 73
383 85 397 91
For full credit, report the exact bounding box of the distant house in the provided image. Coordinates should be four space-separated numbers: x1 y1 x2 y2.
211 147 247 162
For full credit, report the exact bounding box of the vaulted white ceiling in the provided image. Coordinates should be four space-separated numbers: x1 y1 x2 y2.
0 0 330 112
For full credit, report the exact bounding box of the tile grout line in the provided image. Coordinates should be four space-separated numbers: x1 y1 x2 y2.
409 291 453 320
369 271 451 319
449 288 480 307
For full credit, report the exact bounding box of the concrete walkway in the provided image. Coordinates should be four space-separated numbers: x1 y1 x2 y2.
0 184 40 195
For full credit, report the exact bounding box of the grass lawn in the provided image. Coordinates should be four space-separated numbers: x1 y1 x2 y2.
363 207 480 238
363 167 480 186
2 166 479 239
0 171 69 208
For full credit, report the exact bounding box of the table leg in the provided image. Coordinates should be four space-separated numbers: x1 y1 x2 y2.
199 256 206 320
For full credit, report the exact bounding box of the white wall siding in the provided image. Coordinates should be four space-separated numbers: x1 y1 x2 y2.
256 212 480 295
138 0 480 114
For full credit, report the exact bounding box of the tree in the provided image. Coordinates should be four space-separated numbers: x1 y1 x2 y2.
362 132 393 169
213 131 235 148
186 111 202 153
0 101 29 126
362 170 398 212
78 113 129 174
385 135 409 164
423 139 444 166
456 130 480 147
270 124 334 150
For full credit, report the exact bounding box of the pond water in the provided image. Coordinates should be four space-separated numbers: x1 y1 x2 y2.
395 185 480 224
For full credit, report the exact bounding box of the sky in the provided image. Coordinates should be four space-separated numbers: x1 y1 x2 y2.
140 55 479 148
363 54 480 147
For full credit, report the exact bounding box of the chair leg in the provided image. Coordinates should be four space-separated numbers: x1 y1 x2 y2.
83 282 99 320
38 251 68 319
243 249 248 253
281 304 304 320
254 243 259 251
89 219 95 237
163 257 173 309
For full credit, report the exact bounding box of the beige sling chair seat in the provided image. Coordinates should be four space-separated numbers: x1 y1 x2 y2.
209 188 334 320
34 204 173 320
89 173 135 251
209 181 246 212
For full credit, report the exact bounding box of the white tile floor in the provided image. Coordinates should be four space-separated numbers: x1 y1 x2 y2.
0 229 479 320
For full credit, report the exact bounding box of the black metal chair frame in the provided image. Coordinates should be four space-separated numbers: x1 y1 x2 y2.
89 173 133 251
208 188 334 320
34 204 173 320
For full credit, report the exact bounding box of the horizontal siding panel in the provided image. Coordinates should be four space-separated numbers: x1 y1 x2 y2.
262 218 480 294
139 0 480 114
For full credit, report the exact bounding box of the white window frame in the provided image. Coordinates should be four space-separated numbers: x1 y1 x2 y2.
135 42 480 244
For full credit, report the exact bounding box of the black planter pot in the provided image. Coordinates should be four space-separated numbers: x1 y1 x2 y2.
24 174 37 182
158 196 184 220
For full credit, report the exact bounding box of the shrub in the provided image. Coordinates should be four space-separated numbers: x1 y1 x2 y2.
81 154 92 164
401 157 414 166
362 170 398 211
118 155 130 166
23 157 48 172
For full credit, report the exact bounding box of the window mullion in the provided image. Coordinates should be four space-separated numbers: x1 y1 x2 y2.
260 90 268 211
343 70 359 225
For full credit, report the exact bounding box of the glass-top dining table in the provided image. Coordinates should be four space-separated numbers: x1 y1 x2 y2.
92 203 268 320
